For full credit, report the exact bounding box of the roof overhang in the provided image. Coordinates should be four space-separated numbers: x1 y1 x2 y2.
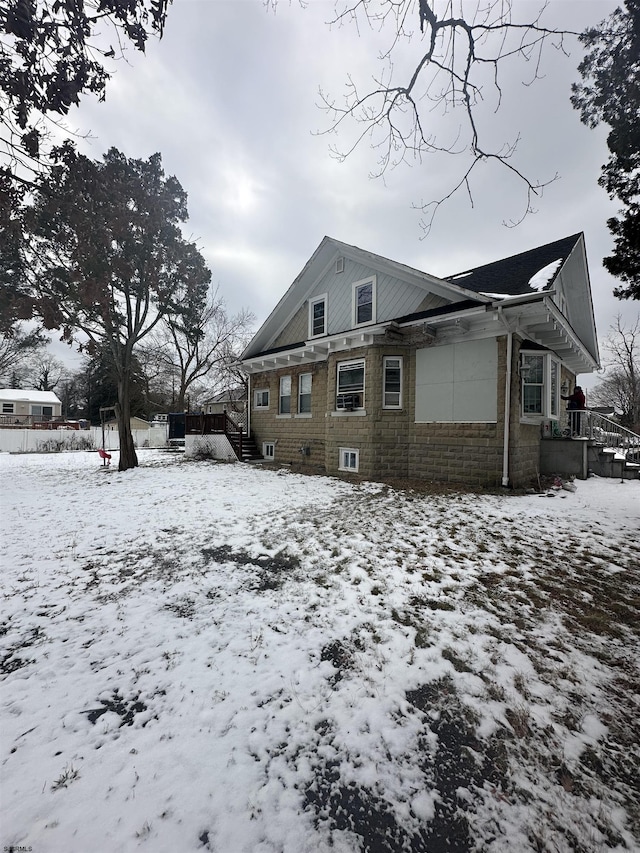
242 328 383 373
495 295 599 374
242 296 598 376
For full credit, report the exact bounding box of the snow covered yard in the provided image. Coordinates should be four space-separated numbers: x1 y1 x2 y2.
1 451 639 853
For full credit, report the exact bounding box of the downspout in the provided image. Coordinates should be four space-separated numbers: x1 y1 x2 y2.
246 372 251 439
498 306 513 488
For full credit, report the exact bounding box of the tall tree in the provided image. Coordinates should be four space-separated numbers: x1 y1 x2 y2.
25 146 211 470
142 288 254 411
1 0 171 185
572 1 640 299
589 315 640 432
24 353 67 391
1 0 173 336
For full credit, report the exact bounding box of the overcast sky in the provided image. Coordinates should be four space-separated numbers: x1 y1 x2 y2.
59 0 637 387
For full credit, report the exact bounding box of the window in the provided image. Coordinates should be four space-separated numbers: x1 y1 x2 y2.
522 354 544 415
521 352 561 418
337 359 365 409
309 295 327 338
263 442 275 459
550 360 559 417
31 405 53 419
2 403 14 414
279 376 291 414
254 389 269 409
339 447 359 472
383 357 403 408
353 277 376 326
298 373 312 414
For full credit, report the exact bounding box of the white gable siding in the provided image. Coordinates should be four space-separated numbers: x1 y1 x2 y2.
415 339 498 422
304 258 451 336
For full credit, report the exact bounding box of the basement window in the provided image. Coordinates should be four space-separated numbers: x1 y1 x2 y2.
339 447 359 472
263 442 275 459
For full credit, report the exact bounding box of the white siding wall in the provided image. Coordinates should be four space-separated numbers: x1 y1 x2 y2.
305 260 450 336
415 339 498 422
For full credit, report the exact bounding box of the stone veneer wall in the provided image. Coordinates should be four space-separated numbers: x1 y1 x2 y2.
249 335 564 487
249 361 328 473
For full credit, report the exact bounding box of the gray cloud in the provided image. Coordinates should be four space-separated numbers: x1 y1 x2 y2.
63 0 635 387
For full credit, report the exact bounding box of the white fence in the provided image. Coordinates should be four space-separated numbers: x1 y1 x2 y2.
0 426 169 454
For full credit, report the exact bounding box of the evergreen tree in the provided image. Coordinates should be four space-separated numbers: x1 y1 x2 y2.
26 147 211 470
572 1 640 299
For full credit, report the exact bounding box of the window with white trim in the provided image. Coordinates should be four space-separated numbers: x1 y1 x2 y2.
521 352 561 418
2 403 14 414
353 276 376 326
263 442 275 459
309 295 327 338
254 389 269 409
339 447 359 472
550 359 559 417
279 376 291 414
383 356 403 409
298 373 312 414
337 359 365 409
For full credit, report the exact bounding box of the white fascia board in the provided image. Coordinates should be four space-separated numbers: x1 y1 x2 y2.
241 324 386 373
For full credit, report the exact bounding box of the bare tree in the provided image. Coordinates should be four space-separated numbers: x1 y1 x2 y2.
0 323 48 385
589 315 640 432
271 1 580 232
141 287 255 411
24 353 67 391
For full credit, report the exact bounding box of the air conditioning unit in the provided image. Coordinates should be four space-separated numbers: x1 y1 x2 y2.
336 394 360 411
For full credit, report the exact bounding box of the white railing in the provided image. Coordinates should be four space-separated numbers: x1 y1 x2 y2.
572 410 640 460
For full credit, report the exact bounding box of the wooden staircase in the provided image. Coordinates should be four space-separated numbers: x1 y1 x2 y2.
184 412 262 462
228 431 263 463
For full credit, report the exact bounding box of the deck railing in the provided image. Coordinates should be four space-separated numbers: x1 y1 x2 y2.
568 410 640 460
0 415 87 429
185 412 244 459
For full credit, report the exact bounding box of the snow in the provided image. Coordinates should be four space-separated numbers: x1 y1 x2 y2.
2 451 639 852
528 259 562 291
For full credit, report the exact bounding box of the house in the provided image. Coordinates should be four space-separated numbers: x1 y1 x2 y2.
103 415 151 431
203 388 247 430
240 234 602 487
0 389 63 426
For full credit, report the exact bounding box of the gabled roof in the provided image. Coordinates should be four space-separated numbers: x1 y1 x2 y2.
242 236 489 360
205 387 246 404
0 389 62 405
445 234 583 296
242 233 599 374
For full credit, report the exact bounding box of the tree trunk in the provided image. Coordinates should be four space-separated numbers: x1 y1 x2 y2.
116 368 139 471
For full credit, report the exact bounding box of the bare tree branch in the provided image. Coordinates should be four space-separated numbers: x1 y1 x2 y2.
308 1 579 232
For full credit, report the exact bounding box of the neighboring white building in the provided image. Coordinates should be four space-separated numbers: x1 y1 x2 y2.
0 389 62 424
